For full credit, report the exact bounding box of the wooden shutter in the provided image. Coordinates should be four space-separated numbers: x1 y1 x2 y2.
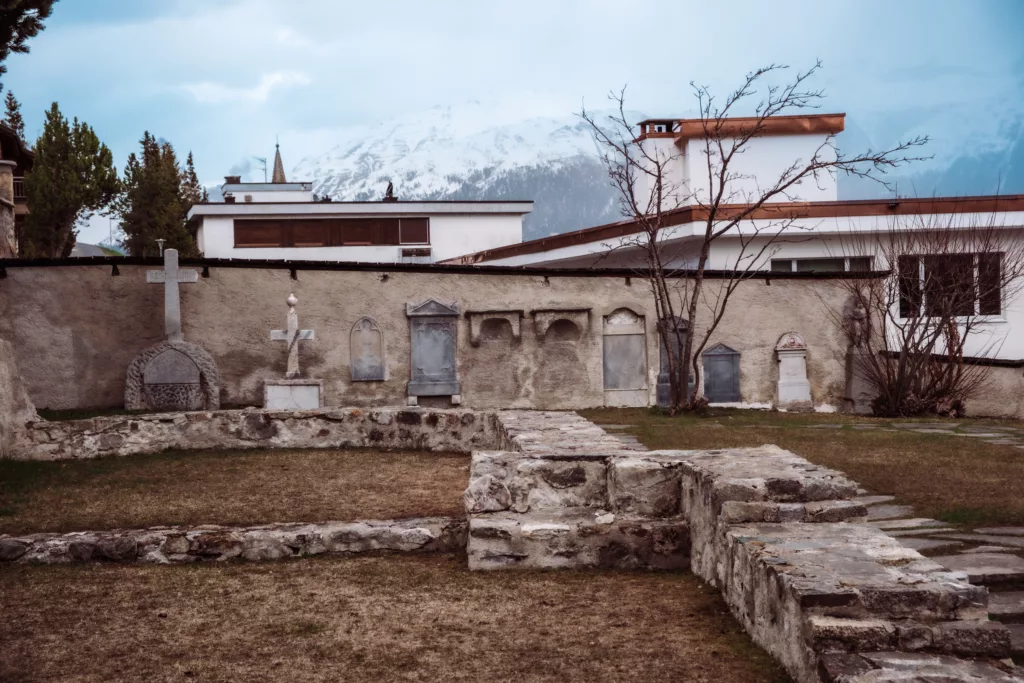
341 219 375 244
400 218 430 244
291 220 328 247
234 220 286 248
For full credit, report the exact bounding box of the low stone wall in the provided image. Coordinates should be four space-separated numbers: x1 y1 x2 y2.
0 517 466 565
11 407 499 460
470 411 1020 683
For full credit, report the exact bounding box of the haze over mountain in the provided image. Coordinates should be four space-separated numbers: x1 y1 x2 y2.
287 98 1024 242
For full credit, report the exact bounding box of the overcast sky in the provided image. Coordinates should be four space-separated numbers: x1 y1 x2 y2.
4 0 1023 242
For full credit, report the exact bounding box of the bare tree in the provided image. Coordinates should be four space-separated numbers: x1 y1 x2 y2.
579 62 928 413
829 204 1024 416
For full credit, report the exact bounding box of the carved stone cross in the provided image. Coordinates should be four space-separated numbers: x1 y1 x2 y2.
271 293 315 378
146 248 199 343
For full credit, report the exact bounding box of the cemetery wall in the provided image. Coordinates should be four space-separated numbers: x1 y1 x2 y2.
0 261 856 412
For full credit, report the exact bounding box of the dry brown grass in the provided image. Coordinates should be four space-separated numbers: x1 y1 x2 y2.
0 554 790 683
582 408 1024 527
0 449 469 535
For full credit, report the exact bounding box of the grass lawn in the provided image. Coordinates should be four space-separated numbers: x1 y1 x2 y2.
0 554 790 683
581 408 1024 528
0 448 468 535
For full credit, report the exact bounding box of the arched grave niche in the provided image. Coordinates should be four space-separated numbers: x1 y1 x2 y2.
702 344 741 403
350 317 386 382
532 308 591 406
602 307 648 407
125 341 220 411
463 310 524 406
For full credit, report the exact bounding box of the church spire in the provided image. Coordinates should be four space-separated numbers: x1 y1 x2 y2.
271 140 286 183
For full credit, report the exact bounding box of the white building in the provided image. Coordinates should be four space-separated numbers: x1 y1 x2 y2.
188 145 532 264
444 114 1024 361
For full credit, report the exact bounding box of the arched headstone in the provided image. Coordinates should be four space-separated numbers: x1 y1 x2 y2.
702 344 741 403
406 299 461 405
776 332 812 408
603 307 648 407
351 317 385 381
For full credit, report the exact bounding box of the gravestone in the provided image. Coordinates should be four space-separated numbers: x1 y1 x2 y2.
775 331 812 409
124 249 220 412
265 294 321 410
702 344 741 403
406 299 460 405
351 317 385 381
602 307 648 407
842 294 875 414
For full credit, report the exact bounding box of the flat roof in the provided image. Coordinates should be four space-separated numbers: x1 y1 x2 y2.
442 194 1024 265
188 200 535 220
223 182 313 192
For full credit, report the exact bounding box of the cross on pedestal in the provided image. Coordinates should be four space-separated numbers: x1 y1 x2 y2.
146 248 199 343
271 294 315 378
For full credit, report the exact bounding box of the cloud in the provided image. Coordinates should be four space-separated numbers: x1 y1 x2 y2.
179 70 311 104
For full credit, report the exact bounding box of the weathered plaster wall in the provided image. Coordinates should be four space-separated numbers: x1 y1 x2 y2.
0 264 854 411
967 365 1024 419
0 337 37 456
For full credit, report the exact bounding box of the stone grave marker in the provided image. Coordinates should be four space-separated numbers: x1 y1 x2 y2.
776 331 812 409
265 294 321 410
406 299 460 405
124 249 220 412
350 317 385 381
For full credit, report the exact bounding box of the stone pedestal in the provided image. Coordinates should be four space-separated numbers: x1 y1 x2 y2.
775 332 811 409
264 379 322 411
843 347 874 414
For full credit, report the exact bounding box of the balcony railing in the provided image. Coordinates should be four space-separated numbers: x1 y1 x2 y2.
13 176 25 201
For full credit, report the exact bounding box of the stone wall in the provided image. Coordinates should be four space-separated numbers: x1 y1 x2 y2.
15 407 498 460
0 517 466 565
0 262 855 412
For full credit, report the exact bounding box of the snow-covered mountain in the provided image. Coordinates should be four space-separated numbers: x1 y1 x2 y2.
291 102 630 240
290 99 1024 243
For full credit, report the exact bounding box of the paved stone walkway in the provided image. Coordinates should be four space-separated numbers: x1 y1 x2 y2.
806 421 1024 449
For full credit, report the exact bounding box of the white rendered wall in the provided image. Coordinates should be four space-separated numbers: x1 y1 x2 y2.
197 214 523 263
230 190 314 202
683 134 838 204
635 137 689 212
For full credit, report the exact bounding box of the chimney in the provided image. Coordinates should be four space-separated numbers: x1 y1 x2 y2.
224 175 242 185
225 195 236 203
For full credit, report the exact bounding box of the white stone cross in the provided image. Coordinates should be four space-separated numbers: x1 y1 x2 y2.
271 293 315 378
146 248 199 343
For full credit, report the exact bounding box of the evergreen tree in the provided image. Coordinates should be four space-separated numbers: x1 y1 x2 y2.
21 102 117 257
0 1 55 83
4 90 24 139
116 132 201 256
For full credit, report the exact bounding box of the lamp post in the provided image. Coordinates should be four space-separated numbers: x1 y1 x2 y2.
155 238 166 257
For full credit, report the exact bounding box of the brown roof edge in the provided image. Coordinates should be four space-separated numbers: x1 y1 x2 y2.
635 113 846 141
443 194 1024 265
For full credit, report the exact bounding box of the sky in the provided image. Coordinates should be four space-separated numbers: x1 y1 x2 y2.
4 0 1024 243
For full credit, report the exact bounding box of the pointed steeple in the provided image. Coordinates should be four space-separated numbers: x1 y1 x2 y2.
271 140 286 183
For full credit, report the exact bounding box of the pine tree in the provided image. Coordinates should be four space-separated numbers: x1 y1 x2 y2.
4 90 24 140
21 102 118 257
0 1 55 82
116 132 200 256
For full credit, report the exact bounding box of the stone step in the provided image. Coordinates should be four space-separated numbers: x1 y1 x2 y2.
989 592 1024 623
931 553 1024 586
853 495 896 506
934 533 1024 549
898 537 963 553
869 518 948 531
865 504 916 521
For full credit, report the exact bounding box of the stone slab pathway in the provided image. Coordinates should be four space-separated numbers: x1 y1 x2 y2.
930 553 1024 584
801 420 1024 448
865 504 916 520
988 592 1024 622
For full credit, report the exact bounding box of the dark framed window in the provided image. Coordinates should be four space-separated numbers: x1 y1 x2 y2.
899 253 1002 318
770 257 872 273
234 217 431 248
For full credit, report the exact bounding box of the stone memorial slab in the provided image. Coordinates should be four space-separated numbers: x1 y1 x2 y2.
350 317 385 381
603 307 648 408
406 299 460 404
775 331 812 408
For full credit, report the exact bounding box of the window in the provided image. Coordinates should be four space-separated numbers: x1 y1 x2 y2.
234 217 430 248
770 257 871 272
898 253 1002 318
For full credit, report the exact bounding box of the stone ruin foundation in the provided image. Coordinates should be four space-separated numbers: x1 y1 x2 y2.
1 406 1021 682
